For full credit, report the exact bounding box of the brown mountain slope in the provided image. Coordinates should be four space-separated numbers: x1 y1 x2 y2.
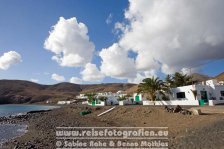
214 72 224 81
191 73 211 82
0 80 136 104
80 83 136 93
191 72 224 82
125 85 138 94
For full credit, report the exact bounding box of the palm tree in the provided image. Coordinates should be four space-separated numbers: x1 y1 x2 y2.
85 93 96 103
137 76 166 101
166 72 192 88
117 96 126 101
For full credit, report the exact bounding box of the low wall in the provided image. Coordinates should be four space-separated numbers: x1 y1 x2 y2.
96 102 105 106
82 101 88 104
123 100 133 105
87 101 105 106
119 101 124 106
119 100 142 105
118 100 134 105
143 100 199 106
143 101 154 105
106 101 119 105
209 100 224 106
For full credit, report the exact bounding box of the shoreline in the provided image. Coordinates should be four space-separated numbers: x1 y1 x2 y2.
0 108 52 123
0 104 60 118
0 108 55 149
0 103 60 107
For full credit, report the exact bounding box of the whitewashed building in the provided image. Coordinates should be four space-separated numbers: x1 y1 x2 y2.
133 93 142 102
143 79 224 106
105 95 119 105
76 94 88 99
87 100 105 106
81 91 127 106
119 93 143 105
57 100 76 105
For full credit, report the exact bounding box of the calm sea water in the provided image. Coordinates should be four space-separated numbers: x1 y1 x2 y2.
0 104 59 117
0 124 27 146
0 104 59 145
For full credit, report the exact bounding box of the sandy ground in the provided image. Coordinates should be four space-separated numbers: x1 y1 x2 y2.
2 104 224 149
192 106 224 114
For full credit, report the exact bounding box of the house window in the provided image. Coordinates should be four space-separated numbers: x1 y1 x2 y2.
176 92 186 99
221 91 224 97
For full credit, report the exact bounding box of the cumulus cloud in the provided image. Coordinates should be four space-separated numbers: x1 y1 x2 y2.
99 43 136 79
113 22 127 35
70 77 82 84
127 73 145 84
51 73 65 82
0 51 22 70
112 0 224 76
128 70 157 84
42 1 224 83
81 63 105 82
44 17 95 67
30 78 39 83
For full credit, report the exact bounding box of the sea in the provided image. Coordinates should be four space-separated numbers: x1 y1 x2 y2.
0 104 59 146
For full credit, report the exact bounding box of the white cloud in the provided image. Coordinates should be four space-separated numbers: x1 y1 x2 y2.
114 22 126 32
51 73 65 82
81 63 105 82
128 73 145 84
70 77 82 84
161 64 178 75
128 70 157 84
181 67 199 75
99 43 136 79
0 51 22 70
44 17 95 67
106 13 113 24
114 22 127 35
42 1 224 83
144 70 157 78
30 78 39 83
113 0 224 76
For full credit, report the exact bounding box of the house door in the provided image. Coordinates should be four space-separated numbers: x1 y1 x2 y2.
200 91 208 103
135 95 140 102
92 101 96 106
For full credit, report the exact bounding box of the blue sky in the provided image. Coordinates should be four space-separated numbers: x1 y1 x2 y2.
0 0 128 84
0 0 223 84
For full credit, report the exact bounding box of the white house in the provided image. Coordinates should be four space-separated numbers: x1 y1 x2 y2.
118 93 143 105
57 100 76 105
87 100 105 106
133 93 142 102
76 94 88 99
219 81 224 85
116 90 127 97
81 91 122 106
145 79 224 106
81 79 224 106
97 92 113 96
105 95 119 105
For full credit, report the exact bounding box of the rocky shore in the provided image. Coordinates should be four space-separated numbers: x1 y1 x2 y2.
1 104 224 149
0 109 55 149
0 114 31 125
